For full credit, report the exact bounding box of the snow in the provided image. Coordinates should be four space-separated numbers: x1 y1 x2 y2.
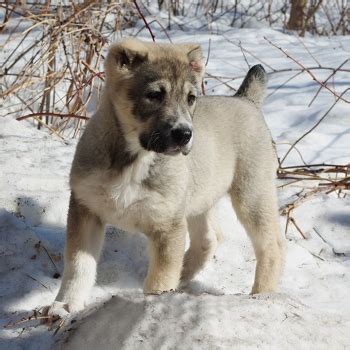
1 5 350 350
56 293 350 350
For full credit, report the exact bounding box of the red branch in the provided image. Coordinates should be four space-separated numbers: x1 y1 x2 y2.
133 0 155 42
16 112 89 121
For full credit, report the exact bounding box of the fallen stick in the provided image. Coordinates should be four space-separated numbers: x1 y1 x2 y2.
16 112 89 121
4 311 50 329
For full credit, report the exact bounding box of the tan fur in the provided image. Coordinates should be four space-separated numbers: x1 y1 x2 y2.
45 38 285 317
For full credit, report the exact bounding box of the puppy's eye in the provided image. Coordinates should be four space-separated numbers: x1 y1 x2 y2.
145 91 163 102
187 94 196 106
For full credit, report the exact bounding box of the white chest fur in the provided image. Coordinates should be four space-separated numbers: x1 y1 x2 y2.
110 152 155 209
73 152 156 228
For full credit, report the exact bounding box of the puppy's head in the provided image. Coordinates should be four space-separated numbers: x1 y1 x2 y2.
104 38 204 156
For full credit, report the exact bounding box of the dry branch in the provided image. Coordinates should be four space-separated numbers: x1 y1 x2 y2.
1 2 134 136
278 164 349 215
16 112 89 122
264 36 350 104
4 310 51 329
133 0 156 41
280 88 350 164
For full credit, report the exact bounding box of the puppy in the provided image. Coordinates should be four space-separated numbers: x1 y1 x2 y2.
47 38 284 317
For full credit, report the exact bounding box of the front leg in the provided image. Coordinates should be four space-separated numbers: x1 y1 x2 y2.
144 220 186 294
46 193 105 317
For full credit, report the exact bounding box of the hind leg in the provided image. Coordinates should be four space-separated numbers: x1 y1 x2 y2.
181 207 222 284
230 173 284 294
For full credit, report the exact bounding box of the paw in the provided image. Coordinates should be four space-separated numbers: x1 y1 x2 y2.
251 284 276 294
180 254 202 284
42 300 84 324
143 288 167 295
143 277 178 295
42 301 69 324
180 267 194 285
181 254 201 280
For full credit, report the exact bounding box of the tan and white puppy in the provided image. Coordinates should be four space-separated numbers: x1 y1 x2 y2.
47 38 284 317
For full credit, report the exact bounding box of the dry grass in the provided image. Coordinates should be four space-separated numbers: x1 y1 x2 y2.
1 1 348 137
278 163 349 240
1 1 139 137
278 164 349 212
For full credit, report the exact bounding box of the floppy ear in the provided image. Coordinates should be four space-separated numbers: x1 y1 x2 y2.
114 46 148 69
183 44 204 79
106 38 148 73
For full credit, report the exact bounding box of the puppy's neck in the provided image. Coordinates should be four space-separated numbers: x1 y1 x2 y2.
100 93 156 175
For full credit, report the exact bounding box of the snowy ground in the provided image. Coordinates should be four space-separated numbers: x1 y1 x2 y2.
1 6 350 350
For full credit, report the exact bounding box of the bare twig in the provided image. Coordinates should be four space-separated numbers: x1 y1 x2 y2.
133 0 155 42
280 163 348 170
1 2 130 136
295 35 321 67
264 36 350 104
53 318 66 336
16 112 89 121
135 19 173 43
280 88 350 164
206 72 236 91
41 244 60 276
23 273 50 291
4 311 51 329
278 164 349 215
289 217 307 239
205 38 211 67
224 36 275 71
308 58 350 107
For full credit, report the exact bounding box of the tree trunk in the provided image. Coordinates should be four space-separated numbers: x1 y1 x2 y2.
287 0 307 30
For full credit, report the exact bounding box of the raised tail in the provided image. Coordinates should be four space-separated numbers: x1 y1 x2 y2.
234 64 268 107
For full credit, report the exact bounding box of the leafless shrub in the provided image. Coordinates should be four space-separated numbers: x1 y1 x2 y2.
159 0 348 35
0 1 138 137
1 1 348 138
1 1 349 153
287 0 349 36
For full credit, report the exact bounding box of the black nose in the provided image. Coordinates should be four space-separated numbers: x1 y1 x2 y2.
171 126 192 146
